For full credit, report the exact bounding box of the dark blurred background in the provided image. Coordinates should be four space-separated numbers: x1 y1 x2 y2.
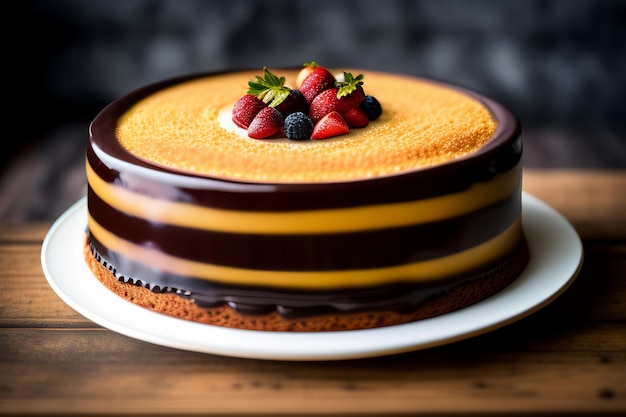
2 0 625 221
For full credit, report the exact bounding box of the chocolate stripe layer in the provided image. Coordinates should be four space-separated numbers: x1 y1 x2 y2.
87 185 520 271
87 238 528 318
87 141 521 211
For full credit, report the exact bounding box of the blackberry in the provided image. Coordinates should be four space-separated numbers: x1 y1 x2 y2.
360 95 382 120
283 112 314 140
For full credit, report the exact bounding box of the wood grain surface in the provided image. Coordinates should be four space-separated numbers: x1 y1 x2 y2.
1 169 625 416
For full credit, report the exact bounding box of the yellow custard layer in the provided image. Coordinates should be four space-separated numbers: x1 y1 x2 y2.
88 214 521 290
115 70 497 183
87 161 520 234
87 158 522 289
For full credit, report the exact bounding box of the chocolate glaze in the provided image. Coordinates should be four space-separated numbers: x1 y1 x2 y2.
87 70 522 212
88 239 528 318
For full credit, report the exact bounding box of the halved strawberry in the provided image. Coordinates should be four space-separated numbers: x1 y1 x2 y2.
232 94 267 129
310 111 349 140
248 107 284 139
299 67 336 103
309 88 340 123
343 107 369 128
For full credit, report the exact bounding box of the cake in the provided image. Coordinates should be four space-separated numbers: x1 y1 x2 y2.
85 63 528 332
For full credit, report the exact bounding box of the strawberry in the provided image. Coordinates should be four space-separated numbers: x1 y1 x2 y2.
232 94 267 129
334 72 366 114
309 88 340 123
343 107 369 128
296 61 319 88
247 66 292 107
299 66 336 103
247 107 284 139
308 72 366 122
310 111 349 140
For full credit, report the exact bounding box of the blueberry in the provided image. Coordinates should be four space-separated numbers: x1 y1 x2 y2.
283 111 314 140
360 95 382 120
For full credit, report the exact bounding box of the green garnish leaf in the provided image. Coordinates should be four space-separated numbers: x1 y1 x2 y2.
247 66 292 107
336 72 364 99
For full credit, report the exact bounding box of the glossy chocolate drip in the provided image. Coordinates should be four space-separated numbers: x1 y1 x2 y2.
87 139 522 211
88 238 527 319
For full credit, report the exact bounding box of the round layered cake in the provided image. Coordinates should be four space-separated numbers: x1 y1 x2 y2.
85 66 528 331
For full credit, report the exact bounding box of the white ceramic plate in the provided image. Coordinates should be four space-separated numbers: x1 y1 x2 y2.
42 193 582 361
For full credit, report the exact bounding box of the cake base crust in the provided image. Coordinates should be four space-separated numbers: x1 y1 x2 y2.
84 237 529 332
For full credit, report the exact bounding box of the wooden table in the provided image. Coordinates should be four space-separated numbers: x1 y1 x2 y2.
1 169 625 416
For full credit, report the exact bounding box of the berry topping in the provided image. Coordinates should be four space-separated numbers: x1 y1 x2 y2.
343 106 370 128
275 89 308 117
247 107 284 139
334 72 366 114
247 66 292 107
296 61 319 88
336 72 364 98
310 111 349 140
283 112 314 140
232 94 267 129
299 66 337 103
232 63 382 141
309 88 340 123
360 95 382 120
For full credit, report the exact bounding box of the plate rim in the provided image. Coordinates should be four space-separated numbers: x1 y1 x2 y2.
41 192 583 361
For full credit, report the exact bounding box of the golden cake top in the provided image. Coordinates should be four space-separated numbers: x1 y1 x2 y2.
115 69 497 183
